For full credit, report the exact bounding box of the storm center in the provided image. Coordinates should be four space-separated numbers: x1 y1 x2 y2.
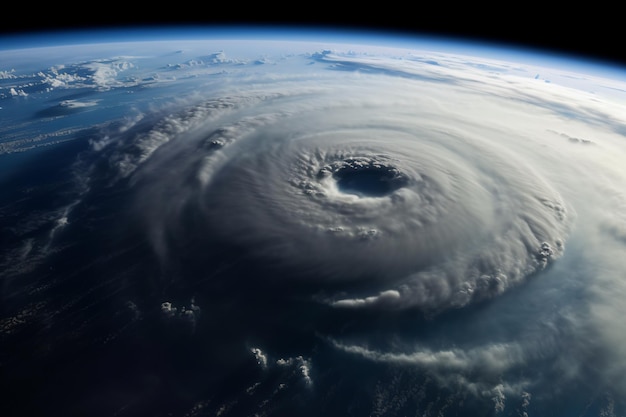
333 164 408 197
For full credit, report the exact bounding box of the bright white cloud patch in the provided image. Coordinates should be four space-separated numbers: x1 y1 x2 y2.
251 347 268 369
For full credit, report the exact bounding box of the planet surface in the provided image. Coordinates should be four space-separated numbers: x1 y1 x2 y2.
1 28 626 417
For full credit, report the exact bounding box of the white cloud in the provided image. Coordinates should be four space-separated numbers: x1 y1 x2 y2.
9 87 27 96
251 347 268 369
0 69 16 79
332 340 523 377
206 51 237 64
160 301 177 318
84 60 136 90
276 355 312 386
58 99 99 108
38 67 87 88
332 290 401 308
160 298 200 330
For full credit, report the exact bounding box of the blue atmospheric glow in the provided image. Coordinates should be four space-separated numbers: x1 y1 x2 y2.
0 24 624 81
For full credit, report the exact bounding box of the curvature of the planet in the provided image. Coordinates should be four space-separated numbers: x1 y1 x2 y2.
1 27 626 417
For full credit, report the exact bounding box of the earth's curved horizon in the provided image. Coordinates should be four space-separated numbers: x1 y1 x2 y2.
1 27 626 417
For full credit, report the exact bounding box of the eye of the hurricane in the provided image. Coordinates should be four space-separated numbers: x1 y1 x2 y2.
319 158 409 198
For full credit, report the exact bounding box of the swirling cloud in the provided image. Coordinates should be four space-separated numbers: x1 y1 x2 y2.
89 48 624 414
106 68 571 314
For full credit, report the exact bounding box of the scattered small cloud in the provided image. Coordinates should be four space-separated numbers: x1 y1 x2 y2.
276 355 313 386
0 69 16 79
9 87 27 96
160 298 201 331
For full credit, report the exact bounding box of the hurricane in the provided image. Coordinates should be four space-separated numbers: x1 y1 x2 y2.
119 78 571 314
2 37 626 417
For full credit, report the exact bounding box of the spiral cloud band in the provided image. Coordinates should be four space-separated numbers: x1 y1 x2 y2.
119 72 570 313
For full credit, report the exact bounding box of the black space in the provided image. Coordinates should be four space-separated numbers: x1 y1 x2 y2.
0 9 624 69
